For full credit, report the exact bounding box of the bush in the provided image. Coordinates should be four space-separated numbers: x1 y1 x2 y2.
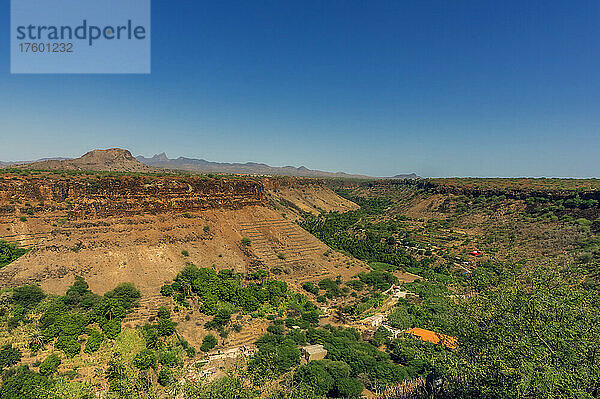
335 377 363 398
0 240 28 268
302 282 319 295
0 345 22 370
248 334 300 384
160 284 174 296
157 317 177 337
12 285 45 309
101 319 122 339
84 330 104 354
141 325 159 348
0 366 53 399
54 334 80 358
185 346 196 358
133 349 156 370
205 309 231 330
158 367 174 386
294 361 334 396
104 283 141 309
157 306 171 320
39 353 61 376
357 270 398 291
387 306 415 330
181 250 189 257
200 334 218 352
159 351 180 368
241 237 251 246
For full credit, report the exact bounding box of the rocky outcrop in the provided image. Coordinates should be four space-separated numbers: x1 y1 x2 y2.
15 148 151 172
0 174 265 218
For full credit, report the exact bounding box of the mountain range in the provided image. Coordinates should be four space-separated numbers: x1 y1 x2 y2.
1 149 419 179
137 153 418 179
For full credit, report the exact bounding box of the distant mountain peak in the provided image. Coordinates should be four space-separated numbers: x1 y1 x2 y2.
151 152 169 162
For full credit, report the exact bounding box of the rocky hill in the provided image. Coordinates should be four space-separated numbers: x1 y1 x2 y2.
14 148 150 172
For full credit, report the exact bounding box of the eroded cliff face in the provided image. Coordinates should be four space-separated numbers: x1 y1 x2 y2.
0 174 265 219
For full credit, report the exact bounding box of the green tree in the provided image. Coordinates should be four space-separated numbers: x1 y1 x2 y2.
12 286 45 309
200 335 218 352
0 345 21 370
84 330 104 354
0 366 53 399
39 353 61 376
133 349 156 370
440 266 600 398
104 283 141 309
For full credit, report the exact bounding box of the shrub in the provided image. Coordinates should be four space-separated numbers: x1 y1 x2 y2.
0 345 22 370
200 334 217 352
101 319 122 339
157 318 177 337
104 283 141 309
54 334 80 358
181 250 189 257
294 361 334 396
387 306 415 330
157 306 171 320
0 240 28 268
185 346 196 358
141 325 159 349
335 377 364 398
133 349 156 370
39 353 61 376
302 282 319 295
241 237 251 246
160 284 174 296
159 351 180 368
84 330 104 354
0 366 53 398
158 367 174 386
12 285 45 309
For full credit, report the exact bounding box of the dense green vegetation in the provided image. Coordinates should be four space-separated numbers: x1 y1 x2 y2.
0 279 143 398
161 264 320 339
299 195 421 268
35 278 141 358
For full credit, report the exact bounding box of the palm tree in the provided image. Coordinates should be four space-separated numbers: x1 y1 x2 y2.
29 328 44 351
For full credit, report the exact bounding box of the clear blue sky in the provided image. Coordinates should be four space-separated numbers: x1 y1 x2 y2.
1 0 598 177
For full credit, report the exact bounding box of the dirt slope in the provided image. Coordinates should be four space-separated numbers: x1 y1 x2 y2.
0 206 365 296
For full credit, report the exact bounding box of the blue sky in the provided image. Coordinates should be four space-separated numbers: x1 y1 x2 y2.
0 0 598 177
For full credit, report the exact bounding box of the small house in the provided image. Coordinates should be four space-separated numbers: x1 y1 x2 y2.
301 344 327 362
362 314 386 328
